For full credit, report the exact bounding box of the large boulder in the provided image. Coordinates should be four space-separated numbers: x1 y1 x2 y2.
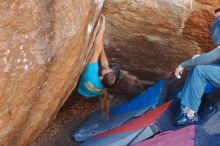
0 0 104 145
103 0 220 80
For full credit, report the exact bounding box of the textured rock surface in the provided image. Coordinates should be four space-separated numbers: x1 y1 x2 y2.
0 0 104 145
103 0 220 80
1 0 220 145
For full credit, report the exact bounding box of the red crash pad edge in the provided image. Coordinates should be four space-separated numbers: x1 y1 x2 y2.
95 100 173 139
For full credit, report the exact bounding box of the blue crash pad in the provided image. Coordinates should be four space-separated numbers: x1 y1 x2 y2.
80 101 172 146
73 80 164 142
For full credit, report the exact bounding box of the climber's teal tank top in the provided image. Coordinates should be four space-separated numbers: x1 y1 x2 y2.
78 62 103 98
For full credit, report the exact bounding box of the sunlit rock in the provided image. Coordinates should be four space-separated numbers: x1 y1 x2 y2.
103 0 220 80
0 0 103 145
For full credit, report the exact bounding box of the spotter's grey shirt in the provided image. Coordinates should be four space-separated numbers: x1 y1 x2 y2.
180 47 220 68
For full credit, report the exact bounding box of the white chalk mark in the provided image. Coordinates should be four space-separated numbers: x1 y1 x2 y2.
19 45 24 50
147 35 161 42
170 0 193 10
17 58 21 63
24 64 29 70
94 0 104 9
23 58 27 63
87 23 93 35
131 0 144 8
2 57 7 64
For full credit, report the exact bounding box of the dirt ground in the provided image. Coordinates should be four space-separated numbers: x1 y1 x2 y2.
30 91 128 146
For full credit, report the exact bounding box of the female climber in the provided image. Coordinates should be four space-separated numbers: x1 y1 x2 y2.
174 8 220 126
77 15 121 119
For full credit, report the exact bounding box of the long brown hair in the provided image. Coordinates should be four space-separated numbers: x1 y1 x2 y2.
99 70 116 119
102 71 116 88
99 89 110 119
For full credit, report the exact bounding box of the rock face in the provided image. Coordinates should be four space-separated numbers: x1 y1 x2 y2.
0 0 104 145
1 0 220 145
103 0 220 80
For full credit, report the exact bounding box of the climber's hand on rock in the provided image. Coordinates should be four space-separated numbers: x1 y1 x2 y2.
175 65 184 79
192 54 200 59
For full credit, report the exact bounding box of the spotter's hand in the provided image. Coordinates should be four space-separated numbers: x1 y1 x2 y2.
175 65 184 79
192 54 200 59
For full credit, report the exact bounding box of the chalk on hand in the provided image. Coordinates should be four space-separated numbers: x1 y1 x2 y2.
176 74 181 79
